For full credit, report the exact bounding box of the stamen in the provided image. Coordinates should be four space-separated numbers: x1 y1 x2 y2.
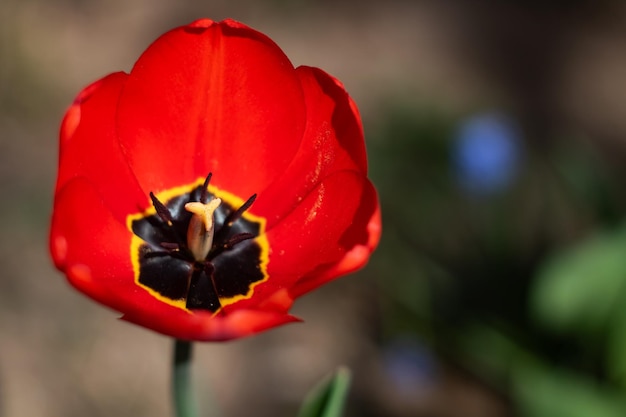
204 262 215 276
150 192 173 225
225 194 257 226
200 172 213 204
184 198 222 261
144 251 170 259
207 232 255 260
224 232 255 248
160 242 180 250
213 194 257 248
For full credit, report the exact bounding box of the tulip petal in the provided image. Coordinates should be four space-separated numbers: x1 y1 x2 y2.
227 170 378 312
51 177 184 324
289 182 381 298
117 19 306 197
298 66 367 173
253 66 367 229
122 308 300 342
56 72 148 222
50 177 136 288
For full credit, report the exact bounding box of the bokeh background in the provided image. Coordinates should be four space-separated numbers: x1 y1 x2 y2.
3 0 626 416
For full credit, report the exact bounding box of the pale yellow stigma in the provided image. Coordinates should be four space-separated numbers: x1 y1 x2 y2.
184 198 222 261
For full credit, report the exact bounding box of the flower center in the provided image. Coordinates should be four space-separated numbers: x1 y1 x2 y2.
128 173 269 313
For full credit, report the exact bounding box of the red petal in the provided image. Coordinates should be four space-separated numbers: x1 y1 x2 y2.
298 66 367 173
253 66 367 229
254 171 377 300
56 72 148 222
50 177 136 284
117 19 305 197
122 309 300 342
288 182 381 298
50 177 176 325
226 66 380 309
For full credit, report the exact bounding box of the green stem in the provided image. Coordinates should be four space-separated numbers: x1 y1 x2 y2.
173 339 198 417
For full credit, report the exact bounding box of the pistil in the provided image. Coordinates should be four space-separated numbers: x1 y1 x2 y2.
184 198 222 261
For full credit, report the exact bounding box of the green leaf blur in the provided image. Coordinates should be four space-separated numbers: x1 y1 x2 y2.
296 368 352 417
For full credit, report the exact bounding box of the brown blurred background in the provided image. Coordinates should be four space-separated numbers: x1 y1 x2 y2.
3 1 626 416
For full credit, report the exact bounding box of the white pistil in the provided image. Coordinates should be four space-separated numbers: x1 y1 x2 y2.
184 198 222 261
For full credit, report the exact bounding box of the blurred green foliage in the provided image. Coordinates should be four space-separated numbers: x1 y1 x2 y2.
297 368 352 417
365 100 626 416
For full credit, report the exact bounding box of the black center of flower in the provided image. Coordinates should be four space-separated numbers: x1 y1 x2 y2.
130 174 266 313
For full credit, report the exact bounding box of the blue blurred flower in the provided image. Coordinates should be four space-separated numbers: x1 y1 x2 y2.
452 113 523 196
382 337 439 396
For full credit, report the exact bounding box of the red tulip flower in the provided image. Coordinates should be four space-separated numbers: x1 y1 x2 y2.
50 18 381 341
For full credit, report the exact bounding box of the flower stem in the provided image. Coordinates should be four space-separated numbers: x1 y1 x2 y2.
173 339 198 417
